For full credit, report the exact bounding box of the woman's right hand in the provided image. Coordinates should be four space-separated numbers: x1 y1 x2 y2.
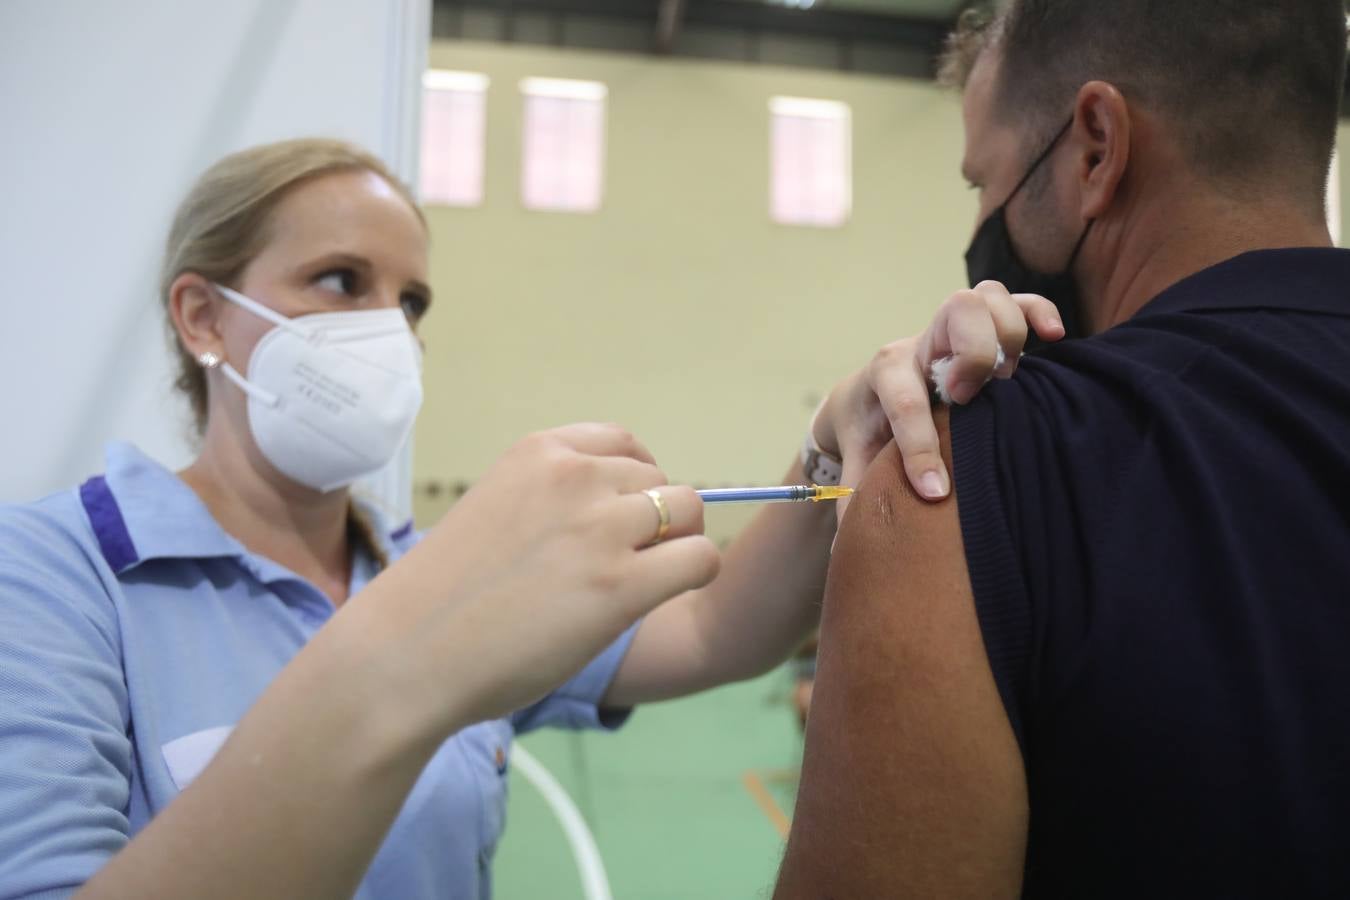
75 425 715 900
355 423 720 736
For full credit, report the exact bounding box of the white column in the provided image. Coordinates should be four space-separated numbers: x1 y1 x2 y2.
0 0 430 505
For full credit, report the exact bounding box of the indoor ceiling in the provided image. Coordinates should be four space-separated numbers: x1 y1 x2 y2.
437 0 974 78
437 0 1350 111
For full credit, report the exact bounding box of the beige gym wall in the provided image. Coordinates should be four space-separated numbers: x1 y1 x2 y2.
414 39 975 536
413 42 1350 536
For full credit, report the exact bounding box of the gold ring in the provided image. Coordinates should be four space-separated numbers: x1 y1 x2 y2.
643 488 670 546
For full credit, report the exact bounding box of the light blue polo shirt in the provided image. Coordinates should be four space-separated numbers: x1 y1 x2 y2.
0 443 636 899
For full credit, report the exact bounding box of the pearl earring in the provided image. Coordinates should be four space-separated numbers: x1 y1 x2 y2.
198 351 221 369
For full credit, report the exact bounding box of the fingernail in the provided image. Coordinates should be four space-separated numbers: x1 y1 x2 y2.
919 470 948 499
951 381 979 404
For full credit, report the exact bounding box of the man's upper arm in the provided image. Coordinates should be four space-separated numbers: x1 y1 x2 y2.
774 421 1028 899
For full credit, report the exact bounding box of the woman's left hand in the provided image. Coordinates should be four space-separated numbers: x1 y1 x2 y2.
815 281 1065 524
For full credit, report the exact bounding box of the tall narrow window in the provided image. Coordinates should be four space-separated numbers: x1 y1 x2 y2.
419 70 488 207
520 77 607 213
770 96 852 228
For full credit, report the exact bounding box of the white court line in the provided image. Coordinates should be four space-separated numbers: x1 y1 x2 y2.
511 743 614 900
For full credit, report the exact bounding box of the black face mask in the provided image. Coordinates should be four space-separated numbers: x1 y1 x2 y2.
964 119 1093 343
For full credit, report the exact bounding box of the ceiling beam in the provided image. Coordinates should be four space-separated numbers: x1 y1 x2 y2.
438 0 949 52
683 0 947 48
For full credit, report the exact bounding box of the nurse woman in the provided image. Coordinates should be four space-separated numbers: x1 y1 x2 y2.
0 138 1056 898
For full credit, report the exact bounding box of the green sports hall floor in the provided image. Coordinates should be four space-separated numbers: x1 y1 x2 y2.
493 668 805 899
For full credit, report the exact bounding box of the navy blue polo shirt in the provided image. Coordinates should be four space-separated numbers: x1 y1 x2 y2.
951 248 1350 898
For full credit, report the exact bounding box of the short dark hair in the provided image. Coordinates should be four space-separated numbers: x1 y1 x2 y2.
941 1 1347 204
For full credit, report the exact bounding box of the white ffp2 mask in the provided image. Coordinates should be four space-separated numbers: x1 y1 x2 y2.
213 284 424 492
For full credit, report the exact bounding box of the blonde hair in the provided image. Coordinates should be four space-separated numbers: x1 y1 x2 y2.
159 137 423 433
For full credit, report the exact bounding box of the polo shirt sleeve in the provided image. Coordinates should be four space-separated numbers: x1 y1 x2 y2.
948 358 1099 757
0 497 132 898
949 395 1037 753
510 624 639 734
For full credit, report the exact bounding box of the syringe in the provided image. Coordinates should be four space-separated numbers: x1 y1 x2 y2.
696 485 854 505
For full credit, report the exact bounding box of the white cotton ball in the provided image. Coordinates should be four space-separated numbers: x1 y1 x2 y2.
929 356 956 405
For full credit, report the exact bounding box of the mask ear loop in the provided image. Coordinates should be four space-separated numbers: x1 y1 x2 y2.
210 284 289 408
218 360 280 408
1064 218 1093 271
1048 115 1094 275
1005 116 1095 282
213 284 305 334
1002 116 1075 208
1001 118 1095 340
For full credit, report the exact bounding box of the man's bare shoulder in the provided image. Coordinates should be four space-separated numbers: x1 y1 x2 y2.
774 414 1028 900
